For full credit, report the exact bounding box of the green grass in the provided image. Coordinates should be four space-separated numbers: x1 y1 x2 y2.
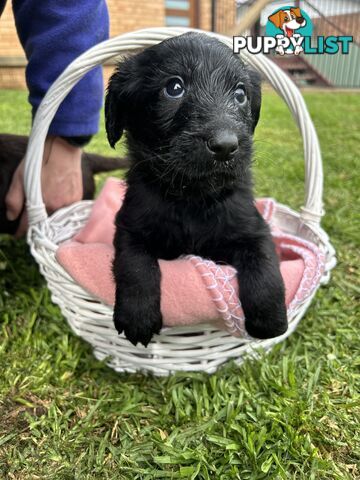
0 89 359 479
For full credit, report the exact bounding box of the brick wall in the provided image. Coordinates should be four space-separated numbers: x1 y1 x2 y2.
0 1 26 88
108 0 165 36
0 2 23 57
200 0 212 31
198 0 235 33
215 0 236 34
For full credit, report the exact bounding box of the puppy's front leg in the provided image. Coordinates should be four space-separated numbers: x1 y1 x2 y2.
112 230 162 346
231 237 287 339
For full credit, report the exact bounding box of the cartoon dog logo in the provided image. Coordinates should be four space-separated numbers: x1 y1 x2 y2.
268 7 307 55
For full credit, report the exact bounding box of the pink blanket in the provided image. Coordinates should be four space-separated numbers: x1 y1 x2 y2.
56 178 325 336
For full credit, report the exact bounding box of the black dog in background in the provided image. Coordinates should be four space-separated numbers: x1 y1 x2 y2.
106 32 288 346
0 133 129 234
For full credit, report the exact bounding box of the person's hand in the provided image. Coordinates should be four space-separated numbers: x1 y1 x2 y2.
5 135 83 237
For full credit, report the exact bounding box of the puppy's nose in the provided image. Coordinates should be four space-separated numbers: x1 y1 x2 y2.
296 16 304 23
206 131 238 159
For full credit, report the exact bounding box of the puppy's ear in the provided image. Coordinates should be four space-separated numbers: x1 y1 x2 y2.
247 68 262 133
291 7 302 18
268 11 283 29
105 57 139 148
105 82 124 149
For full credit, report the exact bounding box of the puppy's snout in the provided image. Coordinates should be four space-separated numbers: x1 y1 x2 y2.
206 131 238 160
296 16 305 23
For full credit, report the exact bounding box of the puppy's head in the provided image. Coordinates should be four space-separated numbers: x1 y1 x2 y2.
105 33 261 191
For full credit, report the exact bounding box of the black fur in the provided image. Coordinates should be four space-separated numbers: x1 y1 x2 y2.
0 133 129 234
105 33 287 346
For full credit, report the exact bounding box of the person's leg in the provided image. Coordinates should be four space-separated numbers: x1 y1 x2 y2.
6 0 109 233
12 0 109 137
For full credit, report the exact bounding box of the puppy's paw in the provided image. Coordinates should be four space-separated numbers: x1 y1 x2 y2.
245 309 288 339
243 291 288 339
113 296 162 347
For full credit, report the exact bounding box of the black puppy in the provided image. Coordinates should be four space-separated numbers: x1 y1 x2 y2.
0 133 129 234
105 32 287 346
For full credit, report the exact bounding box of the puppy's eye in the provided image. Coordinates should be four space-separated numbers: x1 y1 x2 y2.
164 77 185 98
234 86 247 105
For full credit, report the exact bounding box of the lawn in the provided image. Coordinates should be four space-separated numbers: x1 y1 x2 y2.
0 88 359 480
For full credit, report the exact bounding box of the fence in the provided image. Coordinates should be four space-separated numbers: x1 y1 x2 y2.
298 0 360 87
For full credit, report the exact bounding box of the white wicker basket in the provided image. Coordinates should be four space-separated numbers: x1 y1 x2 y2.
24 27 336 375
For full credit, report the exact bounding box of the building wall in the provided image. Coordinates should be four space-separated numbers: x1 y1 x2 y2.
0 2 23 57
200 0 212 31
108 0 165 37
199 0 235 33
0 2 26 88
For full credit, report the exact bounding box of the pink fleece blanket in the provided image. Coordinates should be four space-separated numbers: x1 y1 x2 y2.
56 178 326 336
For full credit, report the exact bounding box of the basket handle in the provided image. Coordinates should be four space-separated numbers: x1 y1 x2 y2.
24 27 323 228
